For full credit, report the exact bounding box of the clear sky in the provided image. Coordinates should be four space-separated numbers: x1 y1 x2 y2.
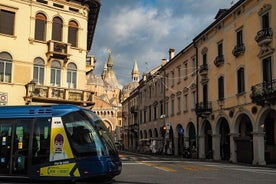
91 0 237 86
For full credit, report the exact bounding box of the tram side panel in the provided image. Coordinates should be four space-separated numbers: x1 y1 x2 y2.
0 105 121 182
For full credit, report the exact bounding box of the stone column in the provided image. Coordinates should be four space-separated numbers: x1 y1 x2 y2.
252 131 266 165
229 133 238 163
198 135 205 159
212 134 221 160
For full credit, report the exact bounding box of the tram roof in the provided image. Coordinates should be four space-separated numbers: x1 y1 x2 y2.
0 104 85 118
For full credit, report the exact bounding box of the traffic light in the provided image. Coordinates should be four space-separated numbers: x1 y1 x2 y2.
160 125 167 137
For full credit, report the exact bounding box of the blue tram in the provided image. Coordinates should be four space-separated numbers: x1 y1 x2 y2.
0 105 121 182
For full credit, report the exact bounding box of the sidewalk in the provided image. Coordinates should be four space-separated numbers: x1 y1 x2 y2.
119 150 276 169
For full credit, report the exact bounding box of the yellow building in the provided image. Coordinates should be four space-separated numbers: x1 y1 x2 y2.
0 0 100 106
194 0 276 165
162 46 197 156
122 0 276 166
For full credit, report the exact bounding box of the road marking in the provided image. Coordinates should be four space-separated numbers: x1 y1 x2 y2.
123 162 144 165
141 161 177 172
180 163 220 171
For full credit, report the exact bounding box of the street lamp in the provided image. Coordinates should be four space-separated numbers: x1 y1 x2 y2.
27 80 36 105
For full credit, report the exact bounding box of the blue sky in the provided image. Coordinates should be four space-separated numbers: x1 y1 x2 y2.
91 0 237 86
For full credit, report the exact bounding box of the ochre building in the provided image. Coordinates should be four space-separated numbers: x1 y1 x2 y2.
0 0 100 106
122 0 276 166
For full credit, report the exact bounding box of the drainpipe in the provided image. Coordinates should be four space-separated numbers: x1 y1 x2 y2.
194 42 199 159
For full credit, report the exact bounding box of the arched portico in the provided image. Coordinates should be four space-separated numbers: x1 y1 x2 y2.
214 117 230 161
233 113 253 164
176 124 184 156
167 125 174 155
199 120 212 159
102 118 113 132
186 122 196 158
257 108 276 165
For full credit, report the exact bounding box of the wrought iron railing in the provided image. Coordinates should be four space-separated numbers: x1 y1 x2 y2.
195 101 212 116
255 27 273 45
214 55 224 67
199 64 208 75
232 43 245 57
251 79 276 105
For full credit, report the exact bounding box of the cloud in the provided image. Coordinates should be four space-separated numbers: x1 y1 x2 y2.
91 0 233 85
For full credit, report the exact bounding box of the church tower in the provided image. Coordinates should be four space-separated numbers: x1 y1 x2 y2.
107 49 113 70
121 60 140 101
101 49 121 89
131 60 140 82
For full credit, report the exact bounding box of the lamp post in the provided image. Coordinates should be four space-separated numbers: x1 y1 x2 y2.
28 80 36 105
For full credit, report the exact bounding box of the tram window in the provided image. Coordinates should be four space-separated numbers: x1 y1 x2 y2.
0 125 12 147
63 111 106 156
33 118 51 165
83 109 117 155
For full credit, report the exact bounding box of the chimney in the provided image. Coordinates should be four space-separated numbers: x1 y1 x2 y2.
162 58 167 66
169 48 175 60
142 73 147 81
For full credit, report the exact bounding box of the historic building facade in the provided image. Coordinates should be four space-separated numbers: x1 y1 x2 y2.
0 0 100 106
121 61 140 151
122 58 168 153
122 0 276 165
194 0 276 165
86 51 123 141
162 46 198 157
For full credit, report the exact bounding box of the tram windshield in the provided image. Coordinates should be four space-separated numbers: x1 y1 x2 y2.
83 109 118 155
63 111 107 157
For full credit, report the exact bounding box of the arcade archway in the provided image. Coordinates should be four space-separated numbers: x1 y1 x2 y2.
218 117 230 161
203 120 212 159
234 114 253 164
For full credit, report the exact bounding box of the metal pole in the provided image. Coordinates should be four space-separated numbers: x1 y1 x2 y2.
163 69 166 154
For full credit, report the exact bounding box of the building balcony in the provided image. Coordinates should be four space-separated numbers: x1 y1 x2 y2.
129 123 139 133
130 105 138 113
46 40 71 61
250 79 276 106
25 82 94 107
232 43 245 57
214 55 224 67
255 27 273 46
195 101 212 117
122 112 127 119
199 64 208 76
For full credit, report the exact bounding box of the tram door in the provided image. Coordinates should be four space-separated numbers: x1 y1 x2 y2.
0 123 13 174
0 120 33 176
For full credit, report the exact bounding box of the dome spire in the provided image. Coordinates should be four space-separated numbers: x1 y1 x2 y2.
131 60 140 82
107 49 113 69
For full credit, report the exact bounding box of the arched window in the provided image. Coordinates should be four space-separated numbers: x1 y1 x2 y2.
52 17 63 41
35 13 47 41
33 57 45 84
50 60 61 86
67 62 77 88
0 52 12 83
68 20 78 47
